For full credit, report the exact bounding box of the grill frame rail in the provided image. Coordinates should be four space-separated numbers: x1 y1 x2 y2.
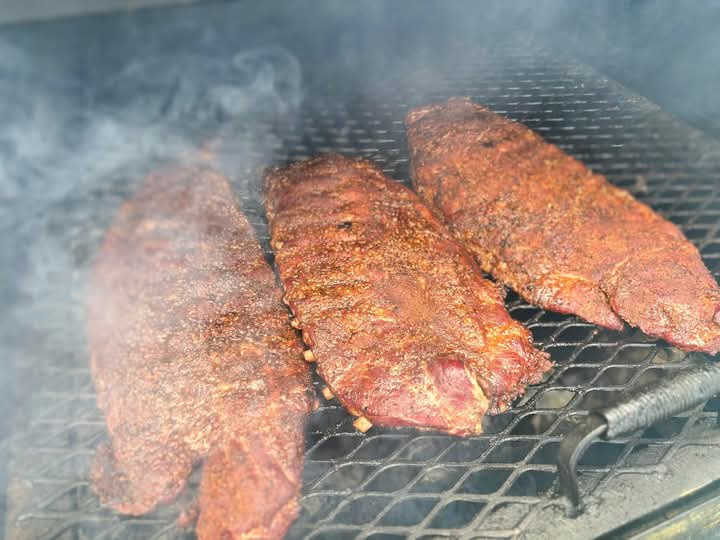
5 49 720 539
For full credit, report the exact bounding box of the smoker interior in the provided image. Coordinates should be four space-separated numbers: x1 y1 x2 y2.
3 4 720 540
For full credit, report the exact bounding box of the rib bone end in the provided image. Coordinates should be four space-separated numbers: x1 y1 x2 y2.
353 416 373 433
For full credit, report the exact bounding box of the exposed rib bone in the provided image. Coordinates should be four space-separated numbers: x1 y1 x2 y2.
353 416 372 432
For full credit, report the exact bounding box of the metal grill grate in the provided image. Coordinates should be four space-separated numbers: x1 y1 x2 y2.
6 50 720 539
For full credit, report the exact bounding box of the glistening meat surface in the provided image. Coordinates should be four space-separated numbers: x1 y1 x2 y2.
406 97 720 353
86 166 313 539
264 154 550 436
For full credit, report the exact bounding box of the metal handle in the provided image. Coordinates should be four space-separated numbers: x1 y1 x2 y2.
558 362 720 515
602 363 720 438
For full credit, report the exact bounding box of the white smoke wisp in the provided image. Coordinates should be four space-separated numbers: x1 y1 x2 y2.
0 40 303 443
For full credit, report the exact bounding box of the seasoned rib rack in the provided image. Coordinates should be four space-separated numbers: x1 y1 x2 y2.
405 97 720 353
87 166 313 539
264 154 549 435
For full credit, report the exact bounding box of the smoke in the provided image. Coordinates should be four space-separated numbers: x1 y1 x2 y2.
2 3 720 537
2 2 705 431
0 33 303 448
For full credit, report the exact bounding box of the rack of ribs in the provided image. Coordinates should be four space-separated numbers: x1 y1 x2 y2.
406 97 720 353
86 166 313 539
264 154 550 435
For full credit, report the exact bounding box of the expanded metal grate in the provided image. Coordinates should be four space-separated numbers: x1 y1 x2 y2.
5 49 720 539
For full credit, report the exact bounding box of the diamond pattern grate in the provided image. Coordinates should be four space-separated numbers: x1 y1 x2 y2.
5 50 720 539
